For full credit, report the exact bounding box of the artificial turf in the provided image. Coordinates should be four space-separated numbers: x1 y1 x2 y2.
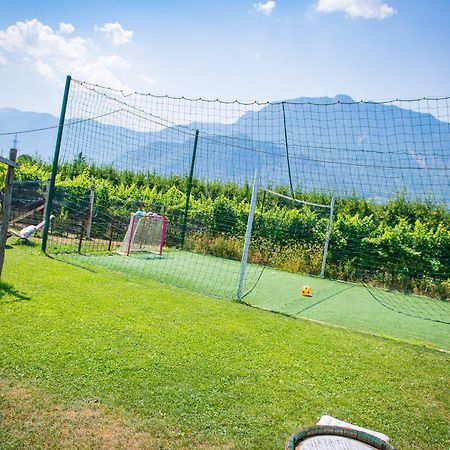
0 243 449 449
60 248 450 350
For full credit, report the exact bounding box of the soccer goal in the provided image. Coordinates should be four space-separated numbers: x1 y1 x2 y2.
236 174 335 300
118 212 167 256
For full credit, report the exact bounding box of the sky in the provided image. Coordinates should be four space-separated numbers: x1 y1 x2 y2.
0 0 450 115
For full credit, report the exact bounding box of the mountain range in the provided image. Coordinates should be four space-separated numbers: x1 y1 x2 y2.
1 95 449 203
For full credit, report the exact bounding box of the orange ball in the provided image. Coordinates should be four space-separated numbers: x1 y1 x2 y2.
301 285 312 297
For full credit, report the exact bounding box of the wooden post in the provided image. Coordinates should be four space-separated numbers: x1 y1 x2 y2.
86 185 95 240
0 149 20 278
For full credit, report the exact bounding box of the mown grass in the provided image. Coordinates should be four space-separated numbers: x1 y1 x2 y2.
0 244 449 449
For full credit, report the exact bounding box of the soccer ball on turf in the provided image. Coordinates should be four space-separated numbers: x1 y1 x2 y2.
301 285 312 297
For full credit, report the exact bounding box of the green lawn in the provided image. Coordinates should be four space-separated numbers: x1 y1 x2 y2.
1 244 449 449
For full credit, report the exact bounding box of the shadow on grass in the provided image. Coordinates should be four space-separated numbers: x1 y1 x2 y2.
45 253 98 273
14 239 38 247
0 281 31 304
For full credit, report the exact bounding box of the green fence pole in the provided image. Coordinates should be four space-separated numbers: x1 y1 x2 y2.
181 129 199 246
42 75 71 253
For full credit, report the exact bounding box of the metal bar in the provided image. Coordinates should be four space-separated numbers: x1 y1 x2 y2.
42 75 72 253
320 196 335 278
264 189 331 209
281 102 295 198
159 216 167 255
180 129 199 246
236 170 258 301
0 148 18 278
10 204 44 226
85 185 95 240
126 214 137 256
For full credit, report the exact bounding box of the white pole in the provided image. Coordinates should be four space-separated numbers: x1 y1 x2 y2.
320 196 335 278
86 185 95 240
236 171 258 301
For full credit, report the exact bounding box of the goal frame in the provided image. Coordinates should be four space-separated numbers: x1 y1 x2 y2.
237 182 335 300
264 189 335 278
120 212 167 256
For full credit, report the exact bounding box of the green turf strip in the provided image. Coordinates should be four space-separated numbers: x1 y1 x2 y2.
246 269 450 351
1 244 449 449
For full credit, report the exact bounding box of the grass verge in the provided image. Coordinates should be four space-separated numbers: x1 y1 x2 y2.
0 244 449 449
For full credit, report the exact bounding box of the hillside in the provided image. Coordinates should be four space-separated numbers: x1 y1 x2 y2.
1 95 449 203
0 108 58 160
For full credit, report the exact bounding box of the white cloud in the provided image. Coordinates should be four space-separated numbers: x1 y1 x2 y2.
141 75 157 85
0 19 131 89
58 22 75 34
254 1 276 16
316 0 396 19
95 22 133 46
98 54 130 69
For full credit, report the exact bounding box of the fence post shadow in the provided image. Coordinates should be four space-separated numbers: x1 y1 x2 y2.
0 281 31 303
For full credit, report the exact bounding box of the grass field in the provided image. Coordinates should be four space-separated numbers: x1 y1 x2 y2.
60 248 450 350
0 243 449 449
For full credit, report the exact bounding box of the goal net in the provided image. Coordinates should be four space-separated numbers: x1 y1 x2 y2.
118 213 166 256
260 189 334 278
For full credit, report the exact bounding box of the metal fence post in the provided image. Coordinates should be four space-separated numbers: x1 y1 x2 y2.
236 170 258 301
181 129 199 246
320 196 335 278
86 185 95 240
42 75 71 253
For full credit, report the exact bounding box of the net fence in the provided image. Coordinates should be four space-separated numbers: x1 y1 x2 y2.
12 78 448 323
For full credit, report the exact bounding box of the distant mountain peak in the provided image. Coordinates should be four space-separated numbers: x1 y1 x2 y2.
286 94 355 104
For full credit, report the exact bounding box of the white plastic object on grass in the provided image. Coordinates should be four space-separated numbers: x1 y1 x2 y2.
317 416 390 443
296 415 391 449
19 215 54 239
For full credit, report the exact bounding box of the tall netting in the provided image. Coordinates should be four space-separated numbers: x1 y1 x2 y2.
39 79 449 323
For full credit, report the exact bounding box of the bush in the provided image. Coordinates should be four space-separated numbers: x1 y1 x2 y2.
14 156 450 298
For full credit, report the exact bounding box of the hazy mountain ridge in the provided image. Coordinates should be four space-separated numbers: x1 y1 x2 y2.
0 107 58 159
1 95 448 202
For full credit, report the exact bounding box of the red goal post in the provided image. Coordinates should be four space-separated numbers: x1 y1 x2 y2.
118 212 167 256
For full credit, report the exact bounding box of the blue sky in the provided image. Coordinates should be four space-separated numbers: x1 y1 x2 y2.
1 0 449 115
